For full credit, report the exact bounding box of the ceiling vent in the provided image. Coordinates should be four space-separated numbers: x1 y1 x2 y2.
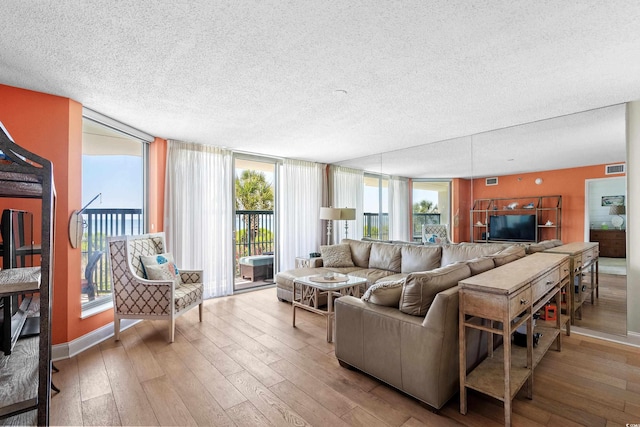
605 163 625 175
485 177 498 186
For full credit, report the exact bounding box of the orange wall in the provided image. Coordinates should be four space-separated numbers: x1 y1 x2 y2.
469 165 624 243
452 178 471 242
0 84 166 345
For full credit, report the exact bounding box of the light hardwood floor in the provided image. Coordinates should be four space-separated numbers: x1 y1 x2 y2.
50 285 640 426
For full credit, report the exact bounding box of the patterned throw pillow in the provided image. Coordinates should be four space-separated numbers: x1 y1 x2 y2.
424 234 442 244
361 279 404 306
145 262 181 285
140 252 182 284
320 244 355 268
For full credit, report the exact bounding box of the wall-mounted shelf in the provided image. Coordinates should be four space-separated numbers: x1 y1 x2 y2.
470 195 562 243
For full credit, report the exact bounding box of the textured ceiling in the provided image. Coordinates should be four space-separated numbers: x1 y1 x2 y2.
0 1 638 177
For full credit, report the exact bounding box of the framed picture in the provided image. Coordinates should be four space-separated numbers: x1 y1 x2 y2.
601 195 624 206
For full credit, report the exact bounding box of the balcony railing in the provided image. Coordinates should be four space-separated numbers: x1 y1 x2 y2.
81 208 144 303
79 209 442 296
234 210 274 275
363 212 389 240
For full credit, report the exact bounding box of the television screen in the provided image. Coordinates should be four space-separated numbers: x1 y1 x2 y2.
489 214 536 242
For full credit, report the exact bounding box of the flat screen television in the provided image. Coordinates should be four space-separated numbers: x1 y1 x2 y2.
489 214 536 242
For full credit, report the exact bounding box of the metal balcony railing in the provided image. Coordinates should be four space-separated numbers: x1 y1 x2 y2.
81 208 144 302
234 210 274 275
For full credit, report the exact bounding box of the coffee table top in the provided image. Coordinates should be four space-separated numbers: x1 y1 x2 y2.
294 274 367 291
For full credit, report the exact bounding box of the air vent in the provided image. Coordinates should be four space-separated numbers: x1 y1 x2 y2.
485 177 498 186
605 163 625 175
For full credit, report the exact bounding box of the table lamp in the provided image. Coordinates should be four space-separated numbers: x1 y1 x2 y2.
340 208 356 238
609 205 626 229
319 207 341 244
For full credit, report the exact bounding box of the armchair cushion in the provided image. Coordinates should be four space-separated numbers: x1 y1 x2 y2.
175 282 204 312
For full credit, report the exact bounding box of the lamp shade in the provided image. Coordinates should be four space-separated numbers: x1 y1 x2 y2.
319 207 341 220
609 205 626 215
340 208 356 220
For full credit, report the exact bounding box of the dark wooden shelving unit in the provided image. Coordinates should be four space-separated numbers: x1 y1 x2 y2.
0 121 55 426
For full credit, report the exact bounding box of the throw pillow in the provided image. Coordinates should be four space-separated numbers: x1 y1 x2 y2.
424 234 442 244
361 279 404 306
320 244 355 268
145 262 181 285
140 252 182 284
490 245 526 267
464 257 495 275
399 263 471 316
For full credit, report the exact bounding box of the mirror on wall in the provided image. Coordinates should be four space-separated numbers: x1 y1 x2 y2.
336 104 627 337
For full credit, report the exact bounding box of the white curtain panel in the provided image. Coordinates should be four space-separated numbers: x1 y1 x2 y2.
389 176 410 241
165 140 234 298
279 159 325 271
332 166 364 242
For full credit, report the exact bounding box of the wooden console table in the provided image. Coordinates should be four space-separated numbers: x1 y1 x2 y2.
544 242 599 324
459 252 570 426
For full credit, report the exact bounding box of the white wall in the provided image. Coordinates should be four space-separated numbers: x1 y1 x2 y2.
587 177 626 229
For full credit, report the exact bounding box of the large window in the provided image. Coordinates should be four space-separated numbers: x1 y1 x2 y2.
81 113 149 312
363 174 389 240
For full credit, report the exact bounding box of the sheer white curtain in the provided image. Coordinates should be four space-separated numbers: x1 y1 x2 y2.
165 140 234 299
389 176 410 241
279 159 325 271
331 166 364 242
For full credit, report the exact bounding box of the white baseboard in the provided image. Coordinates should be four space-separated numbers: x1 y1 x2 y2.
52 319 140 361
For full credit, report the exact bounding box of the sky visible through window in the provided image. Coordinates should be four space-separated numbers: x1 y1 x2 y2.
82 155 143 209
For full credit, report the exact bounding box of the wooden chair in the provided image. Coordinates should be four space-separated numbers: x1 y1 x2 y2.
107 232 203 342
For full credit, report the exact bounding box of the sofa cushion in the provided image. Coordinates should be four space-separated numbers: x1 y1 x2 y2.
463 257 496 275
401 245 442 274
320 244 355 268
489 245 527 267
369 243 402 272
399 263 471 316
361 279 404 306
526 243 546 254
441 244 506 267
348 268 397 286
342 239 373 268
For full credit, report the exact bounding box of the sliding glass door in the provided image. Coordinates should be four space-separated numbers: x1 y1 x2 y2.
233 156 278 291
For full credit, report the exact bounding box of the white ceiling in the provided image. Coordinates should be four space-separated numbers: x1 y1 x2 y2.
1 1 637 177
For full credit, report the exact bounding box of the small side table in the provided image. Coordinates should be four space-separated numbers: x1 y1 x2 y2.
293 274 366 342
295 257 312 268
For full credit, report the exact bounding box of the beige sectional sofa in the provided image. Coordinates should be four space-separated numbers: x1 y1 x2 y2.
275 238 519 302
275 238 534 410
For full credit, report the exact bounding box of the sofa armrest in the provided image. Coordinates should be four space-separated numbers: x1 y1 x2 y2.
309 257 323 267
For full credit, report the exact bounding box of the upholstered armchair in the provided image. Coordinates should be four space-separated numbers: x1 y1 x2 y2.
107 232 203 342
422 224 451 244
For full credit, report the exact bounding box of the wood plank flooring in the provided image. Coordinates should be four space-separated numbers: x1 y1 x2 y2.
50 286 640 426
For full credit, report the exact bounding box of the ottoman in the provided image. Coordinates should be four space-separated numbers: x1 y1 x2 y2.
239 255 274 281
